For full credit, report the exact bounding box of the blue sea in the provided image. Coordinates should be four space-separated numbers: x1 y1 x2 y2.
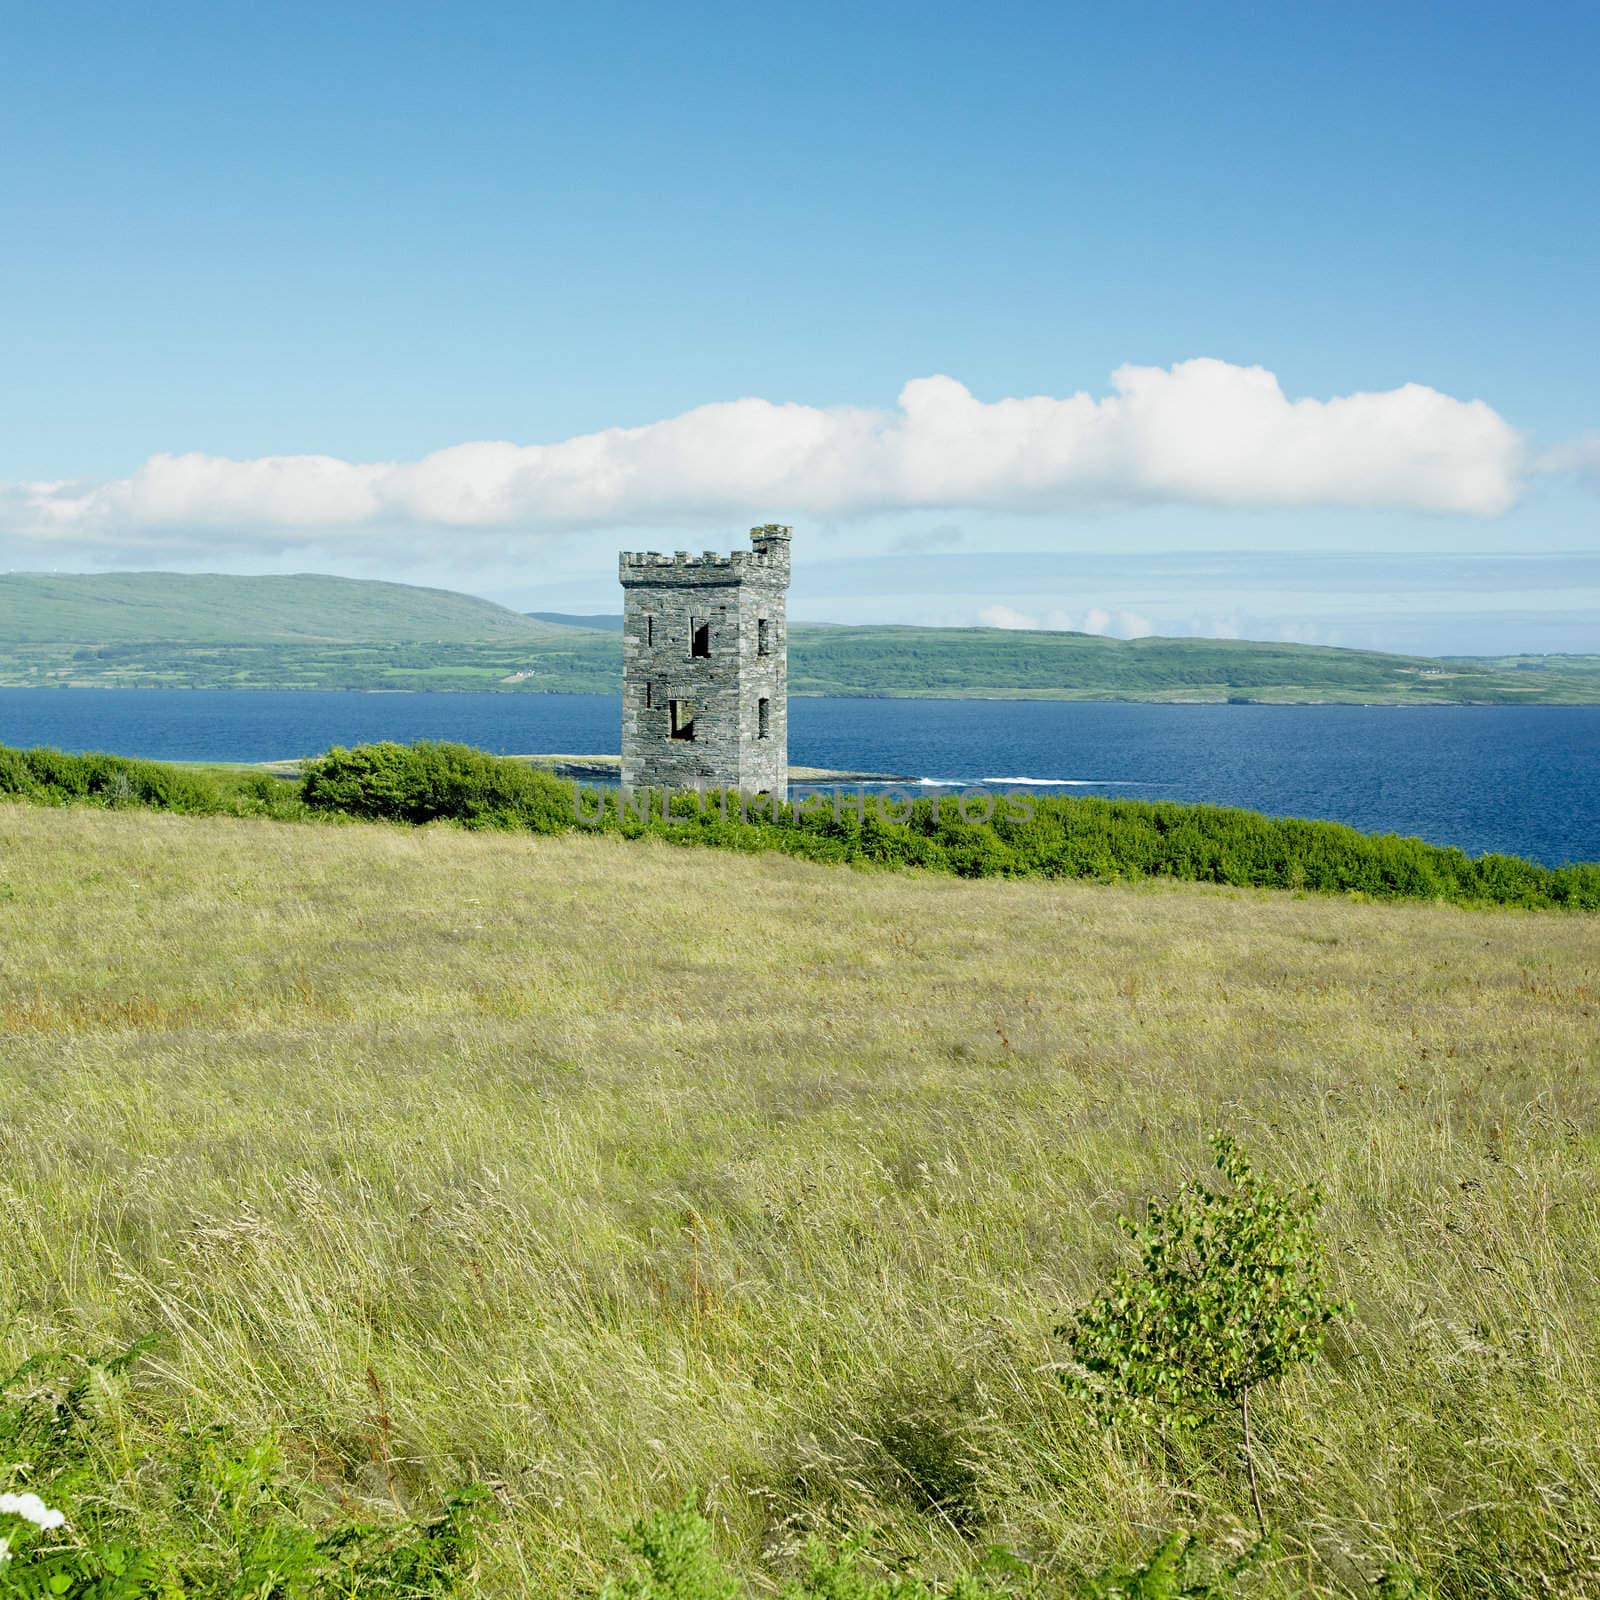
1 688 1596 866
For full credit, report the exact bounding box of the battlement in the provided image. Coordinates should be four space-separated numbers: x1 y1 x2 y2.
619 525 792 585
620 549 738 572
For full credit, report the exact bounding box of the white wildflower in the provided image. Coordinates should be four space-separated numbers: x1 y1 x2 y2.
0 1490 66 1530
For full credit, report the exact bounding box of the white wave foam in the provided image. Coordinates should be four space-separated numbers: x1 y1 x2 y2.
982 776 1142 787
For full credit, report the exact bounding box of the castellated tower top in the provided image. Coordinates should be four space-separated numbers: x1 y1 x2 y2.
619 525 791 797
618 523 792 585
749 523 791 561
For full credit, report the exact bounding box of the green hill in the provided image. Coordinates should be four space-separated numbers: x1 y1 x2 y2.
528 610 625 630
784 625 1558 701
0 571 557 644
1 570 1596 703
1444 651 1600 677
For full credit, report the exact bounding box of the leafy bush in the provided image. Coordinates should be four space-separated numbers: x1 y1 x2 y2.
1072 1532 1264 1599
0 746 307 821
300 741 572 832
1059 1135 1348 1535
0 1339 488 1598
0 746 222 814
596 1501 742 1600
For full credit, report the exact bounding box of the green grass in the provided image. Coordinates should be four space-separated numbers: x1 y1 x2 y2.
1 803 1597 1595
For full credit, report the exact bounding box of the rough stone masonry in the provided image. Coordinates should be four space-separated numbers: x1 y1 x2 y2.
619 524 790 798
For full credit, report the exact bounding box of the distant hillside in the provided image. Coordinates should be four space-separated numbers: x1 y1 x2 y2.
1 571 1597 703
528 611 625 631
1445 653 1600 677
0 572 558 644
784 625 1596 702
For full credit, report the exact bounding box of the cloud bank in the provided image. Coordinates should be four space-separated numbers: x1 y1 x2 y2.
978 603 1154 638
1538 434 1600 490
1 360 1527 554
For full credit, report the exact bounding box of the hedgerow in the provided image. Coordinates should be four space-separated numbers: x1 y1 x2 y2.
2 740 1595 911
297 742 1600 910
0 746 305 820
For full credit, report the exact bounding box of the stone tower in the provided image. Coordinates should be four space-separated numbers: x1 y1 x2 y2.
619 524 790 797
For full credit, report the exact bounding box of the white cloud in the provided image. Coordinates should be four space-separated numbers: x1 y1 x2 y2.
978 604 1041 630
1538 434 1600 489
979 603 1155 639
0 359 1527 555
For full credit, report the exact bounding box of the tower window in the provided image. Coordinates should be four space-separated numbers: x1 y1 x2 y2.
758 697 770 739
670 699 695 741
757 617 769 656
646 614 654 647
645 681 653 709
691 618 710 658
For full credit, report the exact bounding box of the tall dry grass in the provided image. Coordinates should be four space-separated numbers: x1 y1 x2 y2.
1 803 1597 1594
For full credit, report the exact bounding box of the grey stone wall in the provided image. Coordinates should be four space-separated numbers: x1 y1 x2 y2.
619 526 789 797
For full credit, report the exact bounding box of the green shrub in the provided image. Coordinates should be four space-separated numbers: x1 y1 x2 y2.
0 1339 488 1599
1071 1532 1263 1599
0 747 222 814
1059 1134 1348 1535
597 1501 742 1600
300 741 571 832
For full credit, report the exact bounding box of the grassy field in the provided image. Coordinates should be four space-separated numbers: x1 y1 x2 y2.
3 805 1598 1594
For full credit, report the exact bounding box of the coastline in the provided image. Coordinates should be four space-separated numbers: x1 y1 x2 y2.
3 681 1597 706
185 753 915 785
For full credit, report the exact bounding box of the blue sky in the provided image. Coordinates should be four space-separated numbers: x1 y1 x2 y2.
3 1 1597 649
